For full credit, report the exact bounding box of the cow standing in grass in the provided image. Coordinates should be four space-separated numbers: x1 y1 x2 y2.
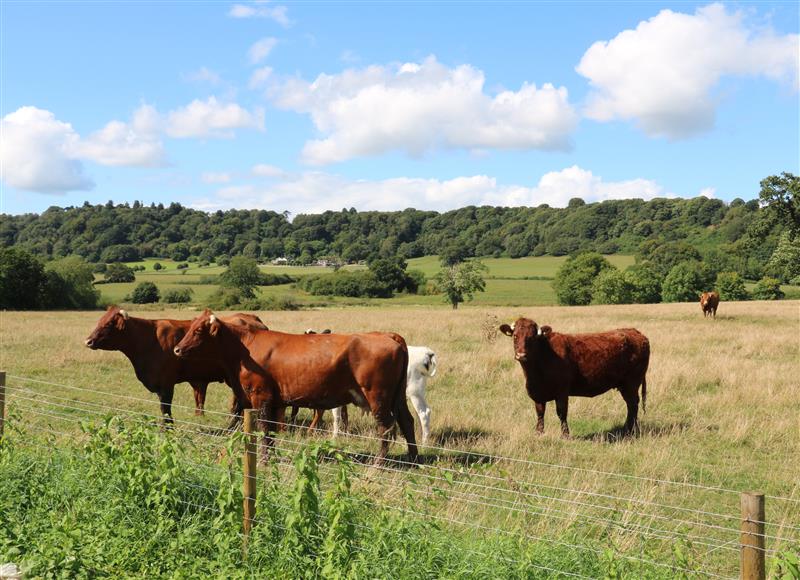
85 306 265 426
500 318 650 437
173 310 418 463
700 291 720 318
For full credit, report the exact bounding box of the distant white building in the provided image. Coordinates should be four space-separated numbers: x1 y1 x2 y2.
271 257 289 265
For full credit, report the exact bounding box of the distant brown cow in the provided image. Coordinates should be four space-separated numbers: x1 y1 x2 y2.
700 291 720 318
500 318 650 437
85 306 266 425
173 310 417 462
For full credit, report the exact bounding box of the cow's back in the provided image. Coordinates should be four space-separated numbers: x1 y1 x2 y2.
544 329 649 397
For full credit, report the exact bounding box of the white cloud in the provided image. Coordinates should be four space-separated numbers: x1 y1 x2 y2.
273 55 578 165
74 105 165 167
252 163 285 178
166 97 265 138
183 67 222 85
576 3 800 139
248 37 278 65
248 66 273 89
191 166 668 214
229 2 290 27
0 107 93 193
201 172 232 184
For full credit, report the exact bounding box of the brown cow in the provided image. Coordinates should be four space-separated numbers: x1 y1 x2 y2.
499 318 650 437
85 306 266 426
700 291 720 318
173 310 417 463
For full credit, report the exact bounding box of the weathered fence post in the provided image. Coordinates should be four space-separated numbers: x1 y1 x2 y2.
242 408 258 552
740 492 765 580
0 371 6 441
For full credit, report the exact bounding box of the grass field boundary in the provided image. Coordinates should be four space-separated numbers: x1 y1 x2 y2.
7 373 800 508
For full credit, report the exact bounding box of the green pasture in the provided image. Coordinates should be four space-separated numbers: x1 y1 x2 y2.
407 254 636 279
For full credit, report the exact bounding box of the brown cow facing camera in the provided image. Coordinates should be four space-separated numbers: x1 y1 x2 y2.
173 310 417 463
85 306 266 426
499 318 650 438
700 291 720 318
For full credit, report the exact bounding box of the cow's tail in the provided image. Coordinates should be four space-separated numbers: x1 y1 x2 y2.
641 376 647 414
641 335 650 414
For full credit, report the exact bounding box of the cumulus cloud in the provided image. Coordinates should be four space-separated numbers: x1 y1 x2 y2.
273 55 578 165
229 2 290 27
1 107 93 193
74 105 165 167
248 66 273 89
191 166 669 214
166 97 265 138
248 37 278 65
576 3 800 139
183 67 222 85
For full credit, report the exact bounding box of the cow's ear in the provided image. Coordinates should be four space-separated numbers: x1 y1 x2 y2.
540 325 553 337
499 324 513 337
209 314 220 337
115 310 128 330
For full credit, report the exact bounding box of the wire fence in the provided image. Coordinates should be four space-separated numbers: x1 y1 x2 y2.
1 373 798 579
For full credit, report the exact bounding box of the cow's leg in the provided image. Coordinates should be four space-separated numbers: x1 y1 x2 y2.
372 409 396 465
408 393 431 445
257 403 278 464
224 380 249 432
192 382 208 416
309 409 324 432
158 385 175 426
534 401 546 434
290 406 300 426
622 388 640 436
341 405 349 433
555 397 570 438
396 398 419 463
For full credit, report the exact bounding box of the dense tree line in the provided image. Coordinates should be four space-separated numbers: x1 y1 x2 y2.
0 195 783 274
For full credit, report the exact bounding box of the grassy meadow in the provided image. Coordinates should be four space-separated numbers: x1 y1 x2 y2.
1 300 799 576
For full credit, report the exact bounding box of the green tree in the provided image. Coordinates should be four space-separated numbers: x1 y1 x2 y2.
104 263 135 283
553 252 613 306
100 244 140 263
751 277 784 300
591 269 634 305
662 261 710 303
153 262 163 271
130 281 160 304
0 248 46 309
624 263 662 303
765 232 800 282
42 256 100 309
368 257 408 295
715 272 749 301
751 172 800 238
163 287 193 304
220 256 262 299
433 260 488 309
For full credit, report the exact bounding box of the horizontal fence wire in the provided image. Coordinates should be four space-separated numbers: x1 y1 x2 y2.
10 373 800 504
4 373 799 579
7 382 799 539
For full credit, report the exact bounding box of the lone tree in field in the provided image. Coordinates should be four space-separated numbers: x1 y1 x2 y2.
220 256 262 299
434 259 487 309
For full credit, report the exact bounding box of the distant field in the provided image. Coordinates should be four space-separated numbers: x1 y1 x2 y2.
407 254 636 279
100 255 799 308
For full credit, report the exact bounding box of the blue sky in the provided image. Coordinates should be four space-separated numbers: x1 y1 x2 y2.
2 1 798 216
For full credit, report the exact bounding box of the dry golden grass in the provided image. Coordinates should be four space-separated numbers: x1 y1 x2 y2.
1 300 798 574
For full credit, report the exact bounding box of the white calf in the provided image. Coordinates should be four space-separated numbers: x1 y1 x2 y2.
331 345 437 443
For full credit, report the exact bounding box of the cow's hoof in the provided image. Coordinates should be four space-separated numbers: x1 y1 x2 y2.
560 432 571 440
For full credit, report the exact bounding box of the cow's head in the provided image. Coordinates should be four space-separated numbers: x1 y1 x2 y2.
85 306 130 350
421 350 437 378
499 318 551 363
174 309 221 358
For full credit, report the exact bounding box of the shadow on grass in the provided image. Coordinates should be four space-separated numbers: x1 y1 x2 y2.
578 421 692 443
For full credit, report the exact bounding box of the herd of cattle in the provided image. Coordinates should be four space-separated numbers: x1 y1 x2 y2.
83 294 719 462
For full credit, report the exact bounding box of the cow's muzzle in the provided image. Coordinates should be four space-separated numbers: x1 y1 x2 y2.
85 338 96 349
173 346 184 357
515 352 527 362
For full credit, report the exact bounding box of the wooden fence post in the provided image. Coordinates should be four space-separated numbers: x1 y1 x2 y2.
0 371 6 441
242 408 258 552
740 492 765 580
